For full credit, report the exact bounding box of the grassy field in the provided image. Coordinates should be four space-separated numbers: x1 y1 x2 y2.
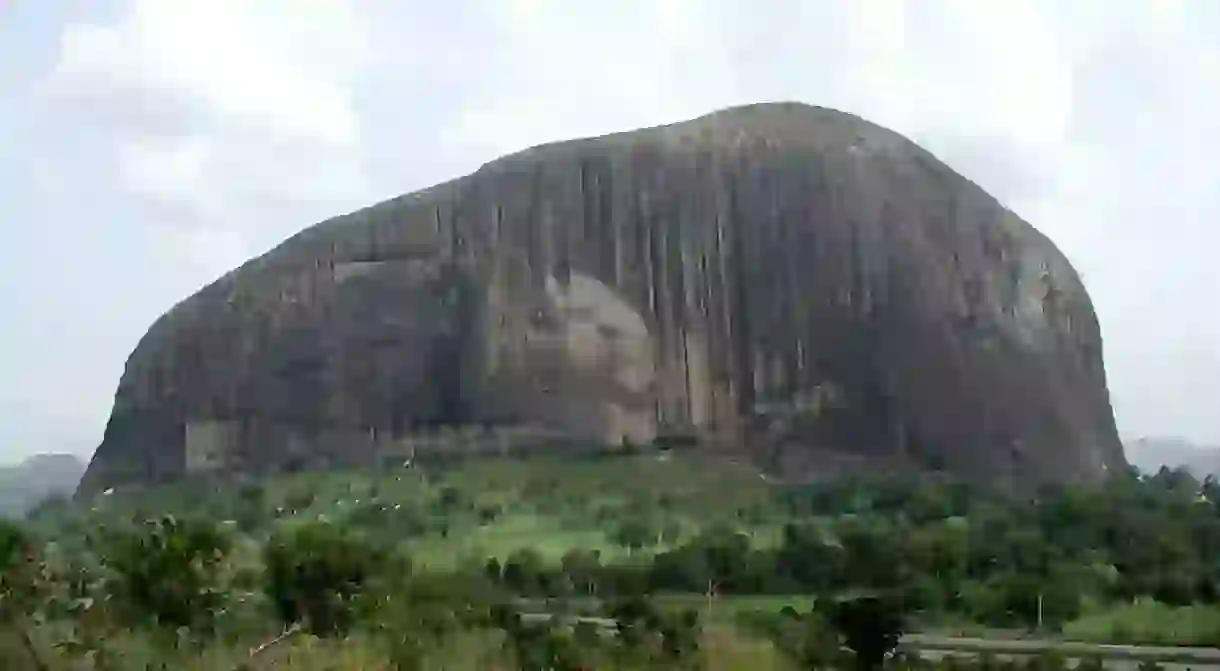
1063 601 1220 647
69 452 779 568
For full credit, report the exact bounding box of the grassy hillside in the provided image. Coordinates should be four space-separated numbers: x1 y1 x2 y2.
58 451 772 566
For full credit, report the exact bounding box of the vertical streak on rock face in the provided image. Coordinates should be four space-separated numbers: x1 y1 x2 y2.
646 159 668 425
684 148 712 433
540 196 554 297
758 151 774 401
641 168 665 425
600 165 619 289
762 159 782 399
664 169 690 428
675 164 697 429
711 185 733 431
688 154 705 420
487 205 503 377
725 164 755 419
657 210 676 426
711 155 729 430
433 205 444 258
706 154 735 437
778 152 802 400
525 166 543 293
605 169 622 288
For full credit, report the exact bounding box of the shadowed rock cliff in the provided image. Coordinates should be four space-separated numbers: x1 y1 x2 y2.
78 102 1124 496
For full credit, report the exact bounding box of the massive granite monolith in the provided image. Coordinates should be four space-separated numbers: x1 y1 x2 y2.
78 103 1124 497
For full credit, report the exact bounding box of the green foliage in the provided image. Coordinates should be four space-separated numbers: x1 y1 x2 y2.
14 454 1220 667
0 519 48 670
736 606 840 668
436 485 462 512
371 572 499 670
601 596 704 667
0 518 37 618
819 594 906 670
558 547 602 596
501 547 547 595
612 515 656 551
96 514 231 636
500 616 594 671
344 499 431 539
263 521 394 636
1063 600 1220 646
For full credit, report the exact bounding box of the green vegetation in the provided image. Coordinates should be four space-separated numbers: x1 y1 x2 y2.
1063 601 1220 646
4 451 1220 668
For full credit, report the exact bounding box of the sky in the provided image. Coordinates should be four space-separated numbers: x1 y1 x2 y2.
1 0 1218 464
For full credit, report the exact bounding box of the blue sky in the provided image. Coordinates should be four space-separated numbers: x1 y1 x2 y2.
1 0 1218 463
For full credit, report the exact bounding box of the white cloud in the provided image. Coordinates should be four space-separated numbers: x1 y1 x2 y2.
44 0 376 281
435 1 1075 180
118 136 212 203
166 227 251 278
52 0 365 145
436 2 751 159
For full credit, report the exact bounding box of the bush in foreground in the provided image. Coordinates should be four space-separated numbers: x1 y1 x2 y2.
263 521 396 636
97 514 231 639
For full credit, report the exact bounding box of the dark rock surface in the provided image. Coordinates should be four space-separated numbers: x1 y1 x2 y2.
78 102 1124 497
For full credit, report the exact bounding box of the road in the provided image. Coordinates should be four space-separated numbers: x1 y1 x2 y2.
902 635 1220 669
517 607 1220 668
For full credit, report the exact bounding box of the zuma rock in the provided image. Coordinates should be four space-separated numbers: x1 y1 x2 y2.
78 103 1124 497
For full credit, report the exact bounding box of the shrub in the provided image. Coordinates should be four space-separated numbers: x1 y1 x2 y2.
821 595 906 671
0 519 47 669
96 514 231 636
737 607 840 670
263 521 391 636
0 519 38 613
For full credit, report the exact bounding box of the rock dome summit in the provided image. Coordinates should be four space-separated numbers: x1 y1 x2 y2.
78 102 1124 496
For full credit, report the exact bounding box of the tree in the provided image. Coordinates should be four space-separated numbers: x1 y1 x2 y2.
696 528 755 592
560 548 601 595
375 574 492 671
749 608 840 670
231 482 267 531
836 517 904 589
650 546 710 593
502 548 546 595
904 522 968 592
905 481 955 523
657 608 702 662
502 617 588 671
0 519 47 670
613 517 654 553
778 522 845 591
436 486 462 512
821 595 905 671
608 596 664 650
97 514 231 638
484 557 503 584
263 521 388 636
